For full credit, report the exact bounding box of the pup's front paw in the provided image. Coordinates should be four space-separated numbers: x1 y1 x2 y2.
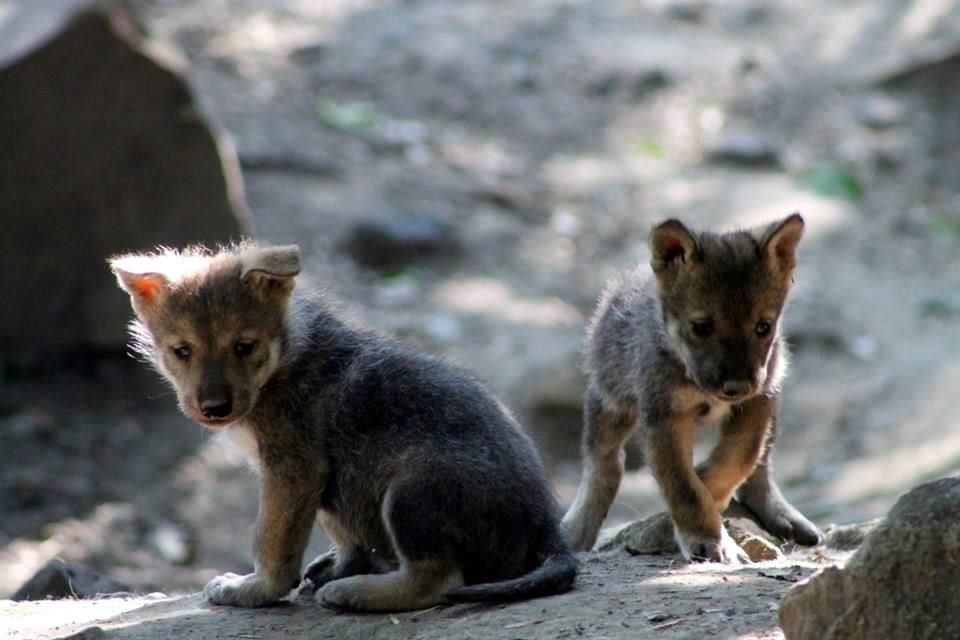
204 572 288 607
675 525 749 564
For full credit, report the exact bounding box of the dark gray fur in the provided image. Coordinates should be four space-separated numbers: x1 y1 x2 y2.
277 294 576 600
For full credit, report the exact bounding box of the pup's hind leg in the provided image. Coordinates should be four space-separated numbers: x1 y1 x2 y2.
736 409 821 545
316 486 463 612
562 387 638 551
317 558 462 612
304 512 394 589
304 546 391 589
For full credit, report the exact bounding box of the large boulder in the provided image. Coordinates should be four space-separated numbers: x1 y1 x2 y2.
0 4 248 364
779 477 960 640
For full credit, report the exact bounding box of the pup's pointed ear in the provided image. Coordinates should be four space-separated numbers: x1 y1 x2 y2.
759 212 804 274
240 245 301 297
110 255 171 313
650 219 699 274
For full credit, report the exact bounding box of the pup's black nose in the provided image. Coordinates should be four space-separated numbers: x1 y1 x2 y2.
720 380 751 399
200 399 233 419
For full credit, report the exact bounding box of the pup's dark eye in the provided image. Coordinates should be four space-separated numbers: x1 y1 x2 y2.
171 344 192 360
691 320 714 338
234 341 257 358
755 320 772 337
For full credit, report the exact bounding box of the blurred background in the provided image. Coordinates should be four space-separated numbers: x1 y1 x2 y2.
2 0 959 598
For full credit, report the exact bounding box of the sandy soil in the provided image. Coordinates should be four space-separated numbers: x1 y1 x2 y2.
3 1 960 638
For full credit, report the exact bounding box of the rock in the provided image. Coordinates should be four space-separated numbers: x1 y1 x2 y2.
598 500 784 562
819 519 882 551
148 523 194 566
662 0 706 23
0 5 248 365
851 93 905 130
288 41 329 64
779 477 960 640
585 68 670 98
704 131 781 168
729 525 783 562
342 213 457 269
58 627 106 640
631 69 672 97
600 512 674 555
736 534 782 562
12 560 129 601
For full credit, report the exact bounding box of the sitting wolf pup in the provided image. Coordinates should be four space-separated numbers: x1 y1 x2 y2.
110 244 576 611
562 213 821 562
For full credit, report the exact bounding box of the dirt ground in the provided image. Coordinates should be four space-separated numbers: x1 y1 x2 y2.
6 550 840 640
3 1 960 638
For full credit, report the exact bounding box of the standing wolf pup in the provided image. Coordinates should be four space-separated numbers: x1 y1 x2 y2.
562 213 821 562
111 244 575 611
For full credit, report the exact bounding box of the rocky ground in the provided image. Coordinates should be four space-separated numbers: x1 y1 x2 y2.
3 1 960 638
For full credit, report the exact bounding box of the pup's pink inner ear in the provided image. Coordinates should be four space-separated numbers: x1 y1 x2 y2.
650 220 697 272
763 212 804 272
128 274 164 302
660 237 686 263
111 261 170 308
110 252 175 311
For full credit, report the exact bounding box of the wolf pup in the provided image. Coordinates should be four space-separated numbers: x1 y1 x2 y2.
562 213 821 562
110 244 576 611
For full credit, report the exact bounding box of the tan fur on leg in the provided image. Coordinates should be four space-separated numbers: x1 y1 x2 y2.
697 397 772 511
317 559 463 612
205 470 318 607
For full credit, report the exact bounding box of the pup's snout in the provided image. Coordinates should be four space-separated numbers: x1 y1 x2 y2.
200 397 233 420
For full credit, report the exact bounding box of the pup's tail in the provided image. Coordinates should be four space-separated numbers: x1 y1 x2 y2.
444 529 577 603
